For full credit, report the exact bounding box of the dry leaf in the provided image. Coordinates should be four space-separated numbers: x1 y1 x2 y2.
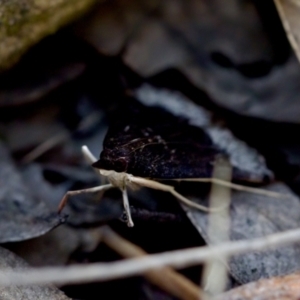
218 272 300 300
6 225 102 267
75 0 300 123
0 63 85 107
0 142 64 242
182 182 300 284
21 163 124 226
0 246 70 300
134 84 273 182
274 0 300 62
0 0 98 72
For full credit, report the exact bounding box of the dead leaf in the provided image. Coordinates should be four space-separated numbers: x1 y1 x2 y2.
0 63 85 107
22 162 124 226
274 0 300 63
75 0 300 123
0 0 98 72
20 164 72 212
65 191 124 226
139 280 176 300
181 182 300 284
0 33 95 107
217 272 300 300
3 120 68 155
0 246 71 300
6 225 103 267
0 142 64 242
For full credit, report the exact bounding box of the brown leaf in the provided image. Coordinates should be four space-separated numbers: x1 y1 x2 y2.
274 0 300 62
218 272 300 300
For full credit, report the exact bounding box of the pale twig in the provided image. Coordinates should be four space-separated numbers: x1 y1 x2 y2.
1 227 300 286
22 113 102 164
101 226 201 300
201 158 231 297
22 132 68 163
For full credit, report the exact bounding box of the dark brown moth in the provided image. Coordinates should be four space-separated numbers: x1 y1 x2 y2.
59 98 280 227
93 98 270 182
93 99 218 178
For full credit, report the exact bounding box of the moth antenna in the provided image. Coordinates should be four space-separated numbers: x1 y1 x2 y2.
82 145 97 164
22 132 67 163
173 178 288 198
82 145 107 185
121 188 134 227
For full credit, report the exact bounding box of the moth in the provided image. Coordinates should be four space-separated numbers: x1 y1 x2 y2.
58 99 283 226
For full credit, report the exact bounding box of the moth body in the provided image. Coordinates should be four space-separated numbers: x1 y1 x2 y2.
57 146 285 228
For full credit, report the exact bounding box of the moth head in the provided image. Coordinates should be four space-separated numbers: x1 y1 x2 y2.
92 152 128 172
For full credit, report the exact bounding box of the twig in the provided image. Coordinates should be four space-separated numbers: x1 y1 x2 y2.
0 226 300 286
201 158 231 297
22 132 68 163
102 226 201 300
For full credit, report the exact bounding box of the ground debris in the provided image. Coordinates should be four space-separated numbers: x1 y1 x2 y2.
217 272 300 300
74 0 300 123
0 246 71 300
0 141 64 243
182 182 300 283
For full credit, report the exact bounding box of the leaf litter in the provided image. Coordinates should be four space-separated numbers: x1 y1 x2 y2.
1 1 300 299
64 90 300 285
182 182 300 284
0 246 71 300
217 272 300 300
134 84 273 182
0 142 65 243
75 0 300 123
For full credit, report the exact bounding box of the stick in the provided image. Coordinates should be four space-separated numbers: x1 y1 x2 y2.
0 226 300 286
102 226 201 300
201 158 231 297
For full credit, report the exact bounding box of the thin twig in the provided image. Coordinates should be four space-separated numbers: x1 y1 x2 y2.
201 158 231 297
22 113 102 164
102 226 201 300
22 132 68 163
0 226 300 286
